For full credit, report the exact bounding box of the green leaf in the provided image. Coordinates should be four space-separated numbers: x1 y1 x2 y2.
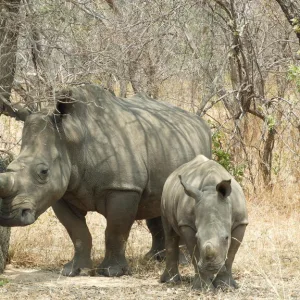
0 278 9 287
212 130 245 182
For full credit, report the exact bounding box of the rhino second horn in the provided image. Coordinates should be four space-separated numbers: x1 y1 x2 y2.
0 173 14 198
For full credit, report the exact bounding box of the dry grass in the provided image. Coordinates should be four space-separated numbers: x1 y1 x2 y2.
3 182 299 299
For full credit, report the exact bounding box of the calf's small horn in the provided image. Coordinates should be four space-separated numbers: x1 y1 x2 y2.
204 242 217 260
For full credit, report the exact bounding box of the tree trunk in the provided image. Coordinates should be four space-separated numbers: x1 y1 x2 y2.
0 0 21 273
261 128 276 186
0 151 13 273
0 226 10 273
274 0 300 44
0 0 22 118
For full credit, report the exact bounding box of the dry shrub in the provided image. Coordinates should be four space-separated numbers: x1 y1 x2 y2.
0 116 23 155
250 180 300 214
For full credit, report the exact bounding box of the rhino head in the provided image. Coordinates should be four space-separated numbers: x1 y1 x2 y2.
0 91 78 226
179 175 232 275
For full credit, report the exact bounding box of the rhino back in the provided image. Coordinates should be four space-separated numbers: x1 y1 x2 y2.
62 85 211 209
123 93 211 198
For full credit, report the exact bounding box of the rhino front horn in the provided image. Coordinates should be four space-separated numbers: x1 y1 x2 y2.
204 242 217 261
0 173 14 198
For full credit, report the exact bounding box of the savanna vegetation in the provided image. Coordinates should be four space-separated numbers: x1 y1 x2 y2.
0 0 300 299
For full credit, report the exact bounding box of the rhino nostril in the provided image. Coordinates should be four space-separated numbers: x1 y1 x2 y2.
21 209 35 225
21 209 31 217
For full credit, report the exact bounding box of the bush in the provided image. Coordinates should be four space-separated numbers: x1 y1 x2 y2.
212 131 245 182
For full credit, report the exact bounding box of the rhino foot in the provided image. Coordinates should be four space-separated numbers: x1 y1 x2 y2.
192 274 215 291
213 273 238 289
61 258 93 277
160 270 181 284
97 260 131 277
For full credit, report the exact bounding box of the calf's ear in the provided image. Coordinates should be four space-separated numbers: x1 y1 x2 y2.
178 175 201 200
216 179 232 198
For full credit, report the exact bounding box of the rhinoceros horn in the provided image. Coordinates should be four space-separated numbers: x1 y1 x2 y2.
204 242 217 261
0 173 14 198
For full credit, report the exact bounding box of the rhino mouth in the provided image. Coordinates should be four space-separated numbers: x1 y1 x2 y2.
0 208 36 226
0 198 36 227
198 260 226 274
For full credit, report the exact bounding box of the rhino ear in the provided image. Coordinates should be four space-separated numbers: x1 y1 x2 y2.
216 179 232 198
54 88 77 115
12 104 31 121
179 175 201 200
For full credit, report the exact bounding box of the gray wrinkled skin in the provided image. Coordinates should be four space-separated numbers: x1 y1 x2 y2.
160 155 248 290
0 85 211 277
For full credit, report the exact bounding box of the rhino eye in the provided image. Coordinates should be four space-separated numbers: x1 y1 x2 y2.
36 164 49 182
40 169 48 175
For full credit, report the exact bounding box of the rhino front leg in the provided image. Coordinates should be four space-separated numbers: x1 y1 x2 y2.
52 199 93 277
97 190 140 277
160 216 181 283
213 224 247 289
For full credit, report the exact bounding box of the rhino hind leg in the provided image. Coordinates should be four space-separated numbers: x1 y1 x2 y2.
160 216 181 284
145 217 188 264
97 190 140 277
213 224 247 289
52 200 93 277
144 217 165 261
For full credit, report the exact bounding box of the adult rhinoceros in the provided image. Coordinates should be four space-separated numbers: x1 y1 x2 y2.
0 84 211 277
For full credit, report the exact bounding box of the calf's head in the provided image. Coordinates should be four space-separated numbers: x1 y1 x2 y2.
179 175 232 275
0 94 77 226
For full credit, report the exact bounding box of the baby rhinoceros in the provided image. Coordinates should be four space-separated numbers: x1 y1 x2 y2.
160 155 248 290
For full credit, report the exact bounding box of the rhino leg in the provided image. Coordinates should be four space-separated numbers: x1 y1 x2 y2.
97 190 140 277
180 226 214 291
144 217 165 261
145 217 188 264
213 224 247 289
52 199 93 277
160 216 181 284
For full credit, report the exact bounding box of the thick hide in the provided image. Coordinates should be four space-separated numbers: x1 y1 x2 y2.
0 85 212 277
161 155 248 290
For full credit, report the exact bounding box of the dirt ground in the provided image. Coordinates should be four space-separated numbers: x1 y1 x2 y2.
0 263 299 300
0 200 299 300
